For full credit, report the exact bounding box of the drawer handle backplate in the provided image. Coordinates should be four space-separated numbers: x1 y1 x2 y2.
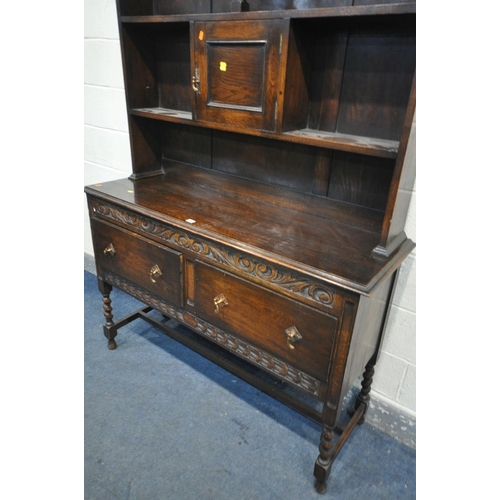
150 264 162 283
285 326 303 350
214 293 228 314
103 243 116 257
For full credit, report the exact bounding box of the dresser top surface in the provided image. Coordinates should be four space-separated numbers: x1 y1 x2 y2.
85 162 414 293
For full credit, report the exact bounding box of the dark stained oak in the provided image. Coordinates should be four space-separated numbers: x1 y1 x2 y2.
130 106 401 158
91 218 184 306
85 162 414 293
87 1 416 494
194 19 284 131
194 260 338 381
119 2 416 21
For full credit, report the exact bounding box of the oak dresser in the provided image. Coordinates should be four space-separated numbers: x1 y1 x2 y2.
85 0 416 493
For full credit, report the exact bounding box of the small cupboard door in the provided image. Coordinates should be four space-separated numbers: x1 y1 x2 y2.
193 20 284 132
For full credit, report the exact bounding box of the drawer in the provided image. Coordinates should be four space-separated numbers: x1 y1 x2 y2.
91 218 183 306
194 261 337 382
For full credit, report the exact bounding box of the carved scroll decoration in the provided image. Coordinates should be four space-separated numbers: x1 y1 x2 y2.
103 271 320 396
90 200 335 309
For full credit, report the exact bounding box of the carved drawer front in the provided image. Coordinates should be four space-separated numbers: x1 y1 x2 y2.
91 218 183 306
194 261 337 382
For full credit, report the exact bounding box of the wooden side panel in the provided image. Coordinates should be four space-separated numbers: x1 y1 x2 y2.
377 84 416 255
322 294 359 425
281 20 315 132
339 270 397 404
121 24 159 109
156 24 192 112
128 116 162 178
327 150 394 211
315 23 349 132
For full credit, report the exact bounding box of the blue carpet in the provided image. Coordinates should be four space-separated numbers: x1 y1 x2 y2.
84 271 415 499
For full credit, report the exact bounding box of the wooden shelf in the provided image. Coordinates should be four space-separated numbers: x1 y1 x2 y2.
121 3 416 24
131 107 193 123
283 129 399 158
130 107 399 159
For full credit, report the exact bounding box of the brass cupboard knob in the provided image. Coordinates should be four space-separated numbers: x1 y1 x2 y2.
214 293 228 314
150 264 162 283
103 243 116 257
285 326 302 350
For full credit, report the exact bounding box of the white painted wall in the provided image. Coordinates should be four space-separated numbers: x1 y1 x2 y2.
84 0 416 417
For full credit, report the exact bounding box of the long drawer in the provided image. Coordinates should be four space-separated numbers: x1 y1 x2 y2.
193 261 338 382
91 218 184 307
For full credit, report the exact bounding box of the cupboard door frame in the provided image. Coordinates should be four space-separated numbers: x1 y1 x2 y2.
193 19 284 132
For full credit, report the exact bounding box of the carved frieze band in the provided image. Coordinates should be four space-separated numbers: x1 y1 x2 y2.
90 200 335 309
103 271 320 396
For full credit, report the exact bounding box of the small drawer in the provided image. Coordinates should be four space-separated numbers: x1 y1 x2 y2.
91 218 183 306
194 261 337 382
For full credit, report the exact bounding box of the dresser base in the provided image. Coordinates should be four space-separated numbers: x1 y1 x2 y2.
99 278 371 494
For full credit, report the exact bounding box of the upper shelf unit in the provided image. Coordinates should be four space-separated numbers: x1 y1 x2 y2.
119 8 415 159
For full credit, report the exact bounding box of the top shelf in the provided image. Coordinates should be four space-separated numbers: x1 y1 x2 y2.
121 3 416 23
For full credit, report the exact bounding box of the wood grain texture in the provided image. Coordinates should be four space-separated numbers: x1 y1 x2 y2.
194 260 338 381
378 76 416 254
194 19 283 131
128 115 162 178
121 24 158 109
185 259 195 305
88 3 417 495
207 42 266 109
213 0 351 11
85 162 415 292
130 106 400 157
327 150 394 211
156 23 192 112
336 15 416 141
120 3 416 23
91 217 184 306
161 121 212 169
211 129 320 192
281 20 315 132
153 0 211 15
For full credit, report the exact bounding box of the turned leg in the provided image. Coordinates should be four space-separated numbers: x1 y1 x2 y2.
314 425 335 494
99 279 118 350
355 359 375 425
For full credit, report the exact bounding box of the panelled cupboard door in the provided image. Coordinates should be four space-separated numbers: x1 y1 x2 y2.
193 20 284 131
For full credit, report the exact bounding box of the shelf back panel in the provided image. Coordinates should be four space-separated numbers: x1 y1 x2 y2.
335 16 416 141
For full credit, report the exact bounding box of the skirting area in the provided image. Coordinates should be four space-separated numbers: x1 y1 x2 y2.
84 260 416 499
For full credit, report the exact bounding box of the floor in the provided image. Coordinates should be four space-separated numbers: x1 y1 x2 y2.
84 271 416 500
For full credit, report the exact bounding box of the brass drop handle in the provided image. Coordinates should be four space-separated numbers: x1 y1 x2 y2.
285 326 302 350
150 264 162 283
103 243 116 257
214 293 228 314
